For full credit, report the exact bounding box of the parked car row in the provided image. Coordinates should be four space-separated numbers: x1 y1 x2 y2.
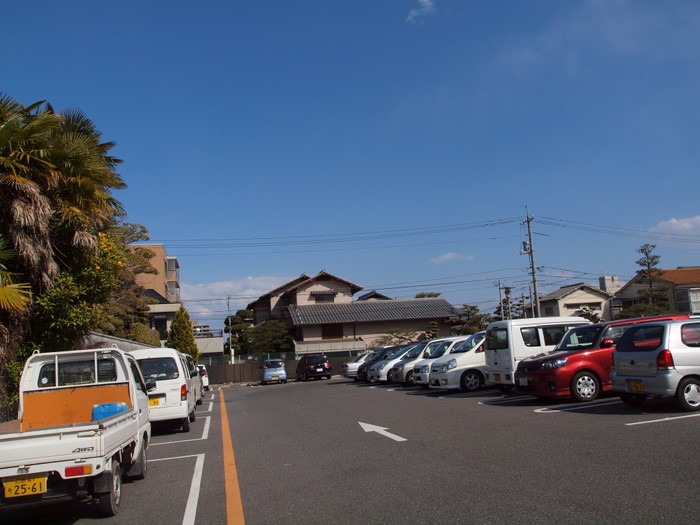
339 315 700 412
129 347 206 432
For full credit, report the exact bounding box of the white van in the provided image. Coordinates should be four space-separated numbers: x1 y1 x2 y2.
413 336 469 387
128 348 197 432
429 331 486 392
484 317 589 390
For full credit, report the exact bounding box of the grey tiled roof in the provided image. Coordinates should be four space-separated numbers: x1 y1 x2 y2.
540 283 611 302
287 298 460 326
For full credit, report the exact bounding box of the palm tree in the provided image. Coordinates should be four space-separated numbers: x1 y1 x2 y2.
0 93 61 292
0 237 31 313
46 107 126 255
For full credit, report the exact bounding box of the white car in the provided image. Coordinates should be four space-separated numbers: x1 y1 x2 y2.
342 352 377 381
197 364 210 390
388 341 430 384
367 344 416 382
129 347 197 432
429 331 486 392
413 336 469 388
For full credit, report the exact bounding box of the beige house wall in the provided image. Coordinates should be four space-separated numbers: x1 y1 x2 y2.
542 289 612 320
296 281 353 305
298 319 451 348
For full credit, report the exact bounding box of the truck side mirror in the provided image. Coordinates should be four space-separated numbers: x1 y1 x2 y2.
146 377 157 392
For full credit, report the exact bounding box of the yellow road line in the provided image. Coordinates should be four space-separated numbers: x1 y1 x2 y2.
220 390 246 524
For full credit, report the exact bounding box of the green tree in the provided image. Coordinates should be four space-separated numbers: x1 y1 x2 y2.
224 309 253 356
415 292 441 298
0 237 32 405
457 304 491 334
0 94 129 400
635 244 668 308
166 306 199 361
576 306 601 323
94 223 159 345
425 321 439 339
244 320 293 354
0 237 31 314
374 328 418 347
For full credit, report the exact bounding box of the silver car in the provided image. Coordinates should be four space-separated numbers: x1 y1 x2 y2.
611 318 700 411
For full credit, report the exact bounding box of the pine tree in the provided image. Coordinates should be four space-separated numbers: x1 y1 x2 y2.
166 306 199 361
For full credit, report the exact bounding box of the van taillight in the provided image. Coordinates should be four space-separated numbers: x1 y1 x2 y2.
657 350 674 370
181 384 188 400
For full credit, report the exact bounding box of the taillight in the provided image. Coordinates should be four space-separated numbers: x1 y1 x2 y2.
306 365 315 370
181 384 188 400
65 465 93 477
657 350 674 370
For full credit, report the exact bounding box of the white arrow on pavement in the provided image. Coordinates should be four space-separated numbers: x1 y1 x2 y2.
358 422 407 442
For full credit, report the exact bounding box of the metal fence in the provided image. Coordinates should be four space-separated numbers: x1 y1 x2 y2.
207 352 364 385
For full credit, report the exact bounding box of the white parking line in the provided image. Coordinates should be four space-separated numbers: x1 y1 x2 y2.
148 453 204 525
151 416 211 446
479 395 533 405
626 413 700 426
533 399 622 413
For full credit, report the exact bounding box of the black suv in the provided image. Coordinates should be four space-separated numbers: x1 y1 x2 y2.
295 354 332 381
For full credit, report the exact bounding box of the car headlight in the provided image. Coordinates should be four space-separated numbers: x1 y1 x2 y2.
446 359 457 370
378 363 386 370
421 365 429 374
542 358 567 369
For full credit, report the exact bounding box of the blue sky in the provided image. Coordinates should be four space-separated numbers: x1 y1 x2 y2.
4 1 700 328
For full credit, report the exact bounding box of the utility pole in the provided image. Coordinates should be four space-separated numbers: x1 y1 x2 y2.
227 296 234 364
521 207 541 317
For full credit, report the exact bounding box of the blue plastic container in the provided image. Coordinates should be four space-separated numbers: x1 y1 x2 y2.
92 402 128 421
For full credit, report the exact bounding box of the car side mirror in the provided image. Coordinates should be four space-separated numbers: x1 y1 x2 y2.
600 338 615 348
146 377 157 392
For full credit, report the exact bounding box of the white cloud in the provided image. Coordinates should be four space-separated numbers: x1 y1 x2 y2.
496 1 700 76
431 252 475 264
180 275 290 326
650 216 700 235
407 0 436 24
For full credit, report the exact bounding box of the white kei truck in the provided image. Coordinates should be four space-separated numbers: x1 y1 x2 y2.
0 346 154 517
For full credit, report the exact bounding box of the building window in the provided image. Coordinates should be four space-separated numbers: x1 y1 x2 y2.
678 288 700 314
321 324 343 339
314 294 335 304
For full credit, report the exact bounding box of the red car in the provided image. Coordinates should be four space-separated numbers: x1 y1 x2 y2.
514 314 689 402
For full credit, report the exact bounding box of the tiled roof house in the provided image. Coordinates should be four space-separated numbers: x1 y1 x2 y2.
613 267 700 315
247 271 460 351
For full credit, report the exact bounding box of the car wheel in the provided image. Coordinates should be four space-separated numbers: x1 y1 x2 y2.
405 370 415 386
570 371 600 402
181 416 191 432
128 442 147 481
97 460 122 517
620 393 647 407
460 370 483 392
676 377 700 411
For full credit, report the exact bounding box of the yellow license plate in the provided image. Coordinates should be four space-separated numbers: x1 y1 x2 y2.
4 475 48 498
628 380 644 392
148 397 161 407
271 376 279 381
494 374 501 382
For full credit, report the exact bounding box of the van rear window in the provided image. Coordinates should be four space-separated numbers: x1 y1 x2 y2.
486 329 508 350
616 325 665 352
137 357 180 380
